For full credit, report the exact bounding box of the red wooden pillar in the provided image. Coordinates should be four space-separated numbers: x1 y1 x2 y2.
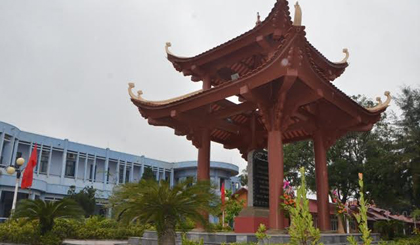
268 130 285 231
314 130 331 231
197 129 210 181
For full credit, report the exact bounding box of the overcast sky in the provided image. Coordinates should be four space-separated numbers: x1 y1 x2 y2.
0 0 419 171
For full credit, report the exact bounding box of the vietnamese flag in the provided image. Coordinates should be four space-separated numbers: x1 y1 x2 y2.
221 182 225 206
21 144 38 189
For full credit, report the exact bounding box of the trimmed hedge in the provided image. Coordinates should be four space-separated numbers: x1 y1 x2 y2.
0 216 144 245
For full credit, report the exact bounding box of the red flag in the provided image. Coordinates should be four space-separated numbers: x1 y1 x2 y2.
21 144 38 189
221 182 225 206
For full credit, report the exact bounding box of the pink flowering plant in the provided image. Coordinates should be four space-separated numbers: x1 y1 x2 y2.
280 180 296 217
331 189 348 217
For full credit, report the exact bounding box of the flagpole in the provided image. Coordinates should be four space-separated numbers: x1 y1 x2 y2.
6 158 25 214
222 210 225 227
11 174 20 211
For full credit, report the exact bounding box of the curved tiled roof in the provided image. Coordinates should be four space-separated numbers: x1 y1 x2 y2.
131 27 295 107
166 0 292 63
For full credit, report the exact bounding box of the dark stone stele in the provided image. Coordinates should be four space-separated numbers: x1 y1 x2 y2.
252 150 269 208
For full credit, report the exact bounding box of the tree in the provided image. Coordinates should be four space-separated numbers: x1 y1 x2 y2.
238 169 248 186
221 189 244 226
394 86 420 208
13 199 83 235
141 166 156 181
110 178 219 245
67 185 96 217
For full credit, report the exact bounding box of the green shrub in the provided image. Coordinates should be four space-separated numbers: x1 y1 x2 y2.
39 232 62 245
0 216 145 244
379 235 420 245
181 234 204 245
0 219 40 244
374 220 405 240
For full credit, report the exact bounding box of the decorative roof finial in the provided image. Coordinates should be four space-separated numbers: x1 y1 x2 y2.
336 48 350 64
366 91 392 112
128 83 144 100
165 42 173 56
293 2 302 26
256 12 261 26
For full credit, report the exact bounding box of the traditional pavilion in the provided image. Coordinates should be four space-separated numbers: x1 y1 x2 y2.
128 0 391 232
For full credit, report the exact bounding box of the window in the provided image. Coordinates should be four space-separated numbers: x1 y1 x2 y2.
89 164 97 181
330 215 338 231
65 153 76 177
106 167 110 183
125 169 130 183
119 165 124 183
40 151 49 174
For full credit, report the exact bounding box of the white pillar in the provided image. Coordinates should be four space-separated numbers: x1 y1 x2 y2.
83 154 88 182
104 148 109 186
92 155 97 182
162 169 166 181
130 162 134 182
9 135 16 164
0 129 5 164
122 161 127 183
140 163 145 180
156 167 160 181
47 147 53 178
36 144 44 176
170 168 175 187
116 160 120 185
11 139 19 165
27 142 33 168
74 152 80 181
60 139 69 184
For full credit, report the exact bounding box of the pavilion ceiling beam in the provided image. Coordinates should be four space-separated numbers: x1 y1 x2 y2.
240 85 271 107
210 101 257 120
205 44 265 74
170 110 243 135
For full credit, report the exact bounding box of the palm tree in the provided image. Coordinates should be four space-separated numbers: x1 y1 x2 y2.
110 178 219 245
13 199 84 235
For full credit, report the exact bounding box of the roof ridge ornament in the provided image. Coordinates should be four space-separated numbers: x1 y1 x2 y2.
366 91 392 112
165 42 188 59
293 2 302 26
128 83 144 100
336 48 350 64
256 12 261 26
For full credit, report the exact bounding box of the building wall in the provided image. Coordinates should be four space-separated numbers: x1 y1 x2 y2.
0 121 241 219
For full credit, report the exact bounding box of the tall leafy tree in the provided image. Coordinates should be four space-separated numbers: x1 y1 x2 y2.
110 178 219 245
394 86 420 208
141 166 156 181
238 169 248 186
13 199 83 235
67 185 96 217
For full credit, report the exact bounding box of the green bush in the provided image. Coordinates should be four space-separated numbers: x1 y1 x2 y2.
374 220 406 240
0 219 40 244
0 216 145 244
73 216 144 240
379 235 420 245
39 232 62 245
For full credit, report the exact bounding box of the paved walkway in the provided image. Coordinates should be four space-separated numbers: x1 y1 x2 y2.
63 240 127 245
